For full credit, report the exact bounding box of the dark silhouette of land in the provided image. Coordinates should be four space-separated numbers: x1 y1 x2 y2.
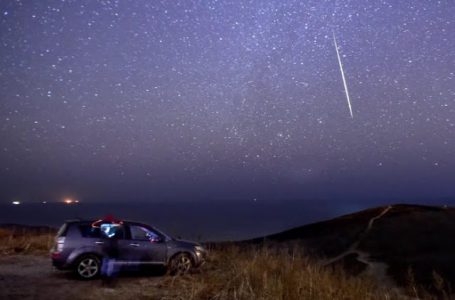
2 203 455 296
246 204 455 290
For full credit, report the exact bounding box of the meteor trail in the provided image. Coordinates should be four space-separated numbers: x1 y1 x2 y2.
333 31 354 118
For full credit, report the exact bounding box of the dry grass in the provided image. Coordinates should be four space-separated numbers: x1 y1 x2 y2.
155 245 405 300
0 229 54 255
1 230 451 299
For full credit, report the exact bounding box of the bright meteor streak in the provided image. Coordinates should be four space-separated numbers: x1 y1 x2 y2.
333 31 354 118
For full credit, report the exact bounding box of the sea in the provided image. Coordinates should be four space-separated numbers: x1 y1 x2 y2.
0 198 450 241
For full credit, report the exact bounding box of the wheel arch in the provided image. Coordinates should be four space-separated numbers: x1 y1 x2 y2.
73 253 103 280
167 250 196 266
71 252 103 267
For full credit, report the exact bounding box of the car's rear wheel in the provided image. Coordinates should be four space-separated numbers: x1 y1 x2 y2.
168 253 193 275
75 255 101 280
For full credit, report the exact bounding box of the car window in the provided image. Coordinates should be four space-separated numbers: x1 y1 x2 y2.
78 224 101 238
57 223 68 237
79 223 125 239
100 223 125 239
129 225 160 241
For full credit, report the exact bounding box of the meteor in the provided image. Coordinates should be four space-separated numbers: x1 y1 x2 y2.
333 31 354 118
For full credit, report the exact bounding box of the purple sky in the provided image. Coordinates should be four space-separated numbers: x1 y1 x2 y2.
1 0 454 205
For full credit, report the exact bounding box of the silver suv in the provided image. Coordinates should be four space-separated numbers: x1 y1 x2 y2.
51 219 207 279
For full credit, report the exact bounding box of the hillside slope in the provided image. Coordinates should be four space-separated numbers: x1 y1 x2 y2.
249 204 455 288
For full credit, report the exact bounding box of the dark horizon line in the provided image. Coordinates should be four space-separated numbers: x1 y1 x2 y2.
1 195 454 204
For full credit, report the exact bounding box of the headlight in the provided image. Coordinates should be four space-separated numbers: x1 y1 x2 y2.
194 245 205 252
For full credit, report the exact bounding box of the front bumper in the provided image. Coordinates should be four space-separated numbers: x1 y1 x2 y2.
194 249 207 266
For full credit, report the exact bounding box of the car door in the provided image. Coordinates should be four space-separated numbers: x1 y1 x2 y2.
120 224 167 265
93 223 128 257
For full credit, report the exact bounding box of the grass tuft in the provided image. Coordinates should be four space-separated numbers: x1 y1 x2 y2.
0 229 54 255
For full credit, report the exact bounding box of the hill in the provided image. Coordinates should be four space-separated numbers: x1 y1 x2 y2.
248 204 455 290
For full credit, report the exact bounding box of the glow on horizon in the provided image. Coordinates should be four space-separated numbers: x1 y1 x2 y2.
63 198 80 204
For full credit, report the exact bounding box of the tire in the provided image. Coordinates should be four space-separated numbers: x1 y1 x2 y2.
168 253 193 276
74 254 101 280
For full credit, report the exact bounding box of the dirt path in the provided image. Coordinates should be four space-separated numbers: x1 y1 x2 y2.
367 206 392 231
323 205 393 266
0 255 173 300
320 206 406 295
322 205 396 285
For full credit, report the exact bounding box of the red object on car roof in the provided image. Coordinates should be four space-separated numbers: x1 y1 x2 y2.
91 215 122 227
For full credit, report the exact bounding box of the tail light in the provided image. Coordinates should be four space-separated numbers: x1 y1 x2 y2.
55 237 65 253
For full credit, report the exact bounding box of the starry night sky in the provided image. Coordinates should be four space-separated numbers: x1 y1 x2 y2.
1 0 454 205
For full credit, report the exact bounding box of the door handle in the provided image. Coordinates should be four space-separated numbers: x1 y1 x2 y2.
129 243 140 247
95 241 104 245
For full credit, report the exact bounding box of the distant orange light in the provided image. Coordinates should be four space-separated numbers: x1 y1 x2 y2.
64 199 73 204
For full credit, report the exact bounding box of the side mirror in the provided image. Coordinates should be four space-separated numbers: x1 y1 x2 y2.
149 236 163 243
146 233 163 243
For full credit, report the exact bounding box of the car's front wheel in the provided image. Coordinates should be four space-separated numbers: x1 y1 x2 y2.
168 253 193 275
75 254 101 280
